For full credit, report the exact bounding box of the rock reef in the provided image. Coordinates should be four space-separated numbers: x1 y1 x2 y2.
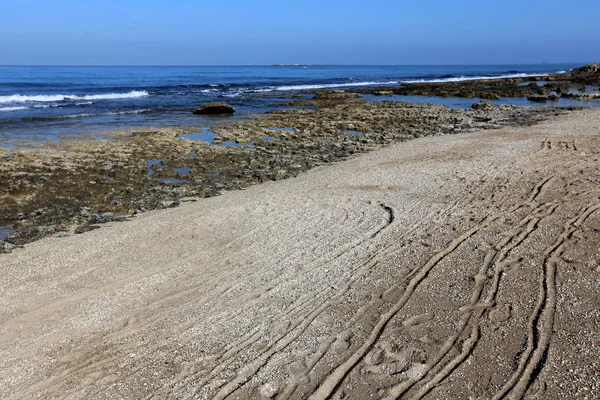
554 63 600 85
357 63 600 100
0 100 572 250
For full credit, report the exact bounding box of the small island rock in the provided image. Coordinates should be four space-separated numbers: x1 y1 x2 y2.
193 102 236 115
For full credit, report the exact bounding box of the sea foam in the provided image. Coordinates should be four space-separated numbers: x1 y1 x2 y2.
0 104 56 112
401 72 551 84
0 106 29 112
275 81 400 91
258 72 555 92
0 103 79 112
55 109 150 119
0 90 149 104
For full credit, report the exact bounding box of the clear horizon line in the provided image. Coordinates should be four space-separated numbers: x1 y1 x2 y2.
0 62 591 68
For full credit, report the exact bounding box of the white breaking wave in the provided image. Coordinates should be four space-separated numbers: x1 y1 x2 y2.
0 106 28 112
253 72 559 93
58 109 150 119
263 73 555 92
82 91 149 100
0 90 150 104
401 72 552 84
222 89 245 98
0 104 55 112
274 81 400 91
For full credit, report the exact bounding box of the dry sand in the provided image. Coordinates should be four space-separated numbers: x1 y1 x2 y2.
1 108 599 399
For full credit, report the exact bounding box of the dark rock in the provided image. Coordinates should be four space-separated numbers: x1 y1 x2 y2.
571 63 600 75
313 90 361 100
552 63 600 85
544 83 572 94
88 212 122 224
371 90 394 96
0 240 18 253
360 80 541 100
527 95 547 103
527 94 559 103
75 223 101 234
193 102 236 115
6 225 60 245
471 100 495 110
561 92 600 100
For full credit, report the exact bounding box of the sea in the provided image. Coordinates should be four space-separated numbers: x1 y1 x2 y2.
0 64 596 142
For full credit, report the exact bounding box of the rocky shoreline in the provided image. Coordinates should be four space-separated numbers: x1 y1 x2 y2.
357 63 600 100
2 63 599 251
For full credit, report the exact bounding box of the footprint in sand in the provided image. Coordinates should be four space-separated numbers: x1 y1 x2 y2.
260 380 283 398
489 303 512 324
363 340 426 375
402 313 434 328
332 331 353 352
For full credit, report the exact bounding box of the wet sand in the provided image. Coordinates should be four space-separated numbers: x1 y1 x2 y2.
1 108 599 399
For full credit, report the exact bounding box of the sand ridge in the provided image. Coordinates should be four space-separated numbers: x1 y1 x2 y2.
1 109 599 399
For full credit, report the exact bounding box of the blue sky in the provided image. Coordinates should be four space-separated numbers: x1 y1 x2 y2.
0 0 598 65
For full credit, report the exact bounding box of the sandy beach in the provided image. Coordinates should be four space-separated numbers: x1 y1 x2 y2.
1 108 599 399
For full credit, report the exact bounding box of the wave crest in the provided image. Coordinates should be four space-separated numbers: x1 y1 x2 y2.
53 109 151 119
0 106 29 112
0 90 150 104
275 81 400 91
402 72 550 84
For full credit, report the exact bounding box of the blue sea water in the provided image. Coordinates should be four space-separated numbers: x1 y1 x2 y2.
0 64 594 141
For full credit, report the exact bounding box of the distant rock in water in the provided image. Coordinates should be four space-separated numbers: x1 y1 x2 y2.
471 100 495 110
371 90 394 96
193 102 235 115
572 63 600 74
313 90 361 100
528 94 560 103
561 92 600 100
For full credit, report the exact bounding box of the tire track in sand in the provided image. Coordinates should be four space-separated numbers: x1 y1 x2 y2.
492 202 600 400
307 212 501 400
